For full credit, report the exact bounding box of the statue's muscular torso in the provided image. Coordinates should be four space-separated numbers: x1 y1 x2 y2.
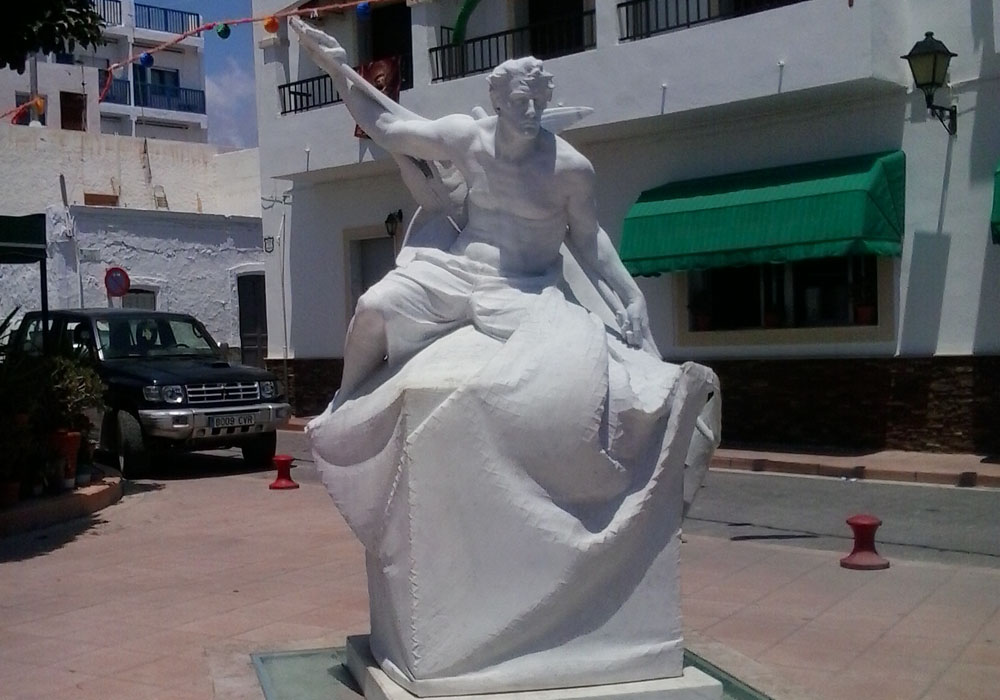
444 119 590 277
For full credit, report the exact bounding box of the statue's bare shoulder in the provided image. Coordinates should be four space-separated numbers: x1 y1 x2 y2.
550 133 596 193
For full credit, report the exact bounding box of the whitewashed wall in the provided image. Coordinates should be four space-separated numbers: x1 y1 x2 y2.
0 124 257 216
0 206 264 348
253 0 1000 361
214 148 263 218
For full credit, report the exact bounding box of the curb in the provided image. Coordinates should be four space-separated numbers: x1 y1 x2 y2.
0 472 123 538
711 456 999 489
279 417 313 433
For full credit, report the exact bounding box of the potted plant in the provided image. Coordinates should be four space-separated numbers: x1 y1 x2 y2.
36 354 105 491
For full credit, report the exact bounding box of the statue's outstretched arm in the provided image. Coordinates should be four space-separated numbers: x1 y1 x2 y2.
291 18 470 163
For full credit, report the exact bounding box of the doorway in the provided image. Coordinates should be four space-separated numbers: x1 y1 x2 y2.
237 274 268 367
528 0 585 59
348 236 396 312
369 1 412 89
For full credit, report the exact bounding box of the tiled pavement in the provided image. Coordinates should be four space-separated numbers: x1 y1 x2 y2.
2 459 999 699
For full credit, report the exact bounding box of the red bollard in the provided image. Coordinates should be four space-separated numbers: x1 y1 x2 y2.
269 454 299 490
840 513 889 570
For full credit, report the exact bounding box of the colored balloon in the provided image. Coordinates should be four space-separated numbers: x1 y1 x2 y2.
264 16 280 33
216 23 231 39
139 52 154 68
357 2 370 18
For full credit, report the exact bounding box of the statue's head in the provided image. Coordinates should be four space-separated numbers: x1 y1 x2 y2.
488 57 554 137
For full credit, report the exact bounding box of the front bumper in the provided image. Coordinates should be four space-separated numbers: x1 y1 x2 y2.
138 402 291 442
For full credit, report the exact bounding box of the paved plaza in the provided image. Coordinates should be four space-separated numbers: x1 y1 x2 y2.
1 441 998 699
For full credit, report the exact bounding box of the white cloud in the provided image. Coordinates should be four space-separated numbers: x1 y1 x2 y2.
205 56 258 149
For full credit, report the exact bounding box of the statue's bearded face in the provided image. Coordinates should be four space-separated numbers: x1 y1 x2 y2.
496 81 549 137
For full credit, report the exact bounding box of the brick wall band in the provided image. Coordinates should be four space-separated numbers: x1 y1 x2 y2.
274 355 1000 454
709 356 1000 454
266 358 344 417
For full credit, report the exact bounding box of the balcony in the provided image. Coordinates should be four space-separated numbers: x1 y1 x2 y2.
92 0 122 26
617 0 808 41
134 3 201 35
134 83 206 114
278 53 413 115
430 10 596 83
98 70 130 105
279 75 341 115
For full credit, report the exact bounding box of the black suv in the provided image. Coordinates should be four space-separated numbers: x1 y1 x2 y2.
10 309 290 475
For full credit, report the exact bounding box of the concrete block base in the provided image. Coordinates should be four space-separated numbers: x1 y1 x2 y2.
345 636 723 700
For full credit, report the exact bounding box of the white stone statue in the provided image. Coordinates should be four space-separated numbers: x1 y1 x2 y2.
294 17 722 699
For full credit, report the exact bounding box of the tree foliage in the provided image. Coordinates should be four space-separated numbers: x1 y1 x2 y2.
3 2 105 74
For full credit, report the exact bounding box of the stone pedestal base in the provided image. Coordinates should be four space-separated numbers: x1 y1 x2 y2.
345 636 722 700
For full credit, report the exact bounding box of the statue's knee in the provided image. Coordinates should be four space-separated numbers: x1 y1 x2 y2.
355 289 387 325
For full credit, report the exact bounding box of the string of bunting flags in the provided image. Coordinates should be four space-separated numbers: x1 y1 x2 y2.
5 0 391 124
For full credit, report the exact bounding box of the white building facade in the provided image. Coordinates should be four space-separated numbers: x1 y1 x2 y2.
0 0 208 142
252 0 1000 453
0 124 267 365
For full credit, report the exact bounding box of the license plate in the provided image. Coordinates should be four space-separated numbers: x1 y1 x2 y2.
210 413 256 428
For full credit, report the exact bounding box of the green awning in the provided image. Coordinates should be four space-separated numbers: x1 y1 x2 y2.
0 214 47 264
620 151 906 275
992 164 1000 244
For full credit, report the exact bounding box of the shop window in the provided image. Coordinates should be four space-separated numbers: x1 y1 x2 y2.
687 255 878 332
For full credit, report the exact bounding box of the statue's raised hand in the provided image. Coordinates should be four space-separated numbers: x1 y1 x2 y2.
289 17 348 73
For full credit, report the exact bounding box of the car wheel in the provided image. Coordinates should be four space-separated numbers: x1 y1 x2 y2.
117 411 150 478
241 431 277 469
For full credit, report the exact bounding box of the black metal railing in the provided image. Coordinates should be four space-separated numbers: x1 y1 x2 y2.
279 74 342 115
135 83 206 113
98 69 130 104
278 53 413 115
135 3 201 34
430 10 596 83
92 0 122 26
618 0 807 41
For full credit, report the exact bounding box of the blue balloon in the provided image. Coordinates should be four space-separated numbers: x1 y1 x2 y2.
139 52 154 68
356 2 370 18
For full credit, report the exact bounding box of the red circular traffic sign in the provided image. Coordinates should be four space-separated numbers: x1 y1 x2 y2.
104 266 131 297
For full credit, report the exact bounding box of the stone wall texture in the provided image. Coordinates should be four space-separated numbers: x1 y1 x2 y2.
710 356 1000 454
272 355 1000 455
266 358 343 417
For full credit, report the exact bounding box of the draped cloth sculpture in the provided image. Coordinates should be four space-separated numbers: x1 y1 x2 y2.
293 17 722 698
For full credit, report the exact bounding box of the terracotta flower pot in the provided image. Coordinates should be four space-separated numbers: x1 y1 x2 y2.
50 430 82 485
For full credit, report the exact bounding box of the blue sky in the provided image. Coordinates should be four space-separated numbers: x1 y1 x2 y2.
146 0 258 148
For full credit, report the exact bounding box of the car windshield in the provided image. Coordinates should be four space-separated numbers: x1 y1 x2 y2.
96 316 219 359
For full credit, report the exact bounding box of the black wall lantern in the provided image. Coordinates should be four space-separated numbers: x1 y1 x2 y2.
385 209 403 237
901 32 957 135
